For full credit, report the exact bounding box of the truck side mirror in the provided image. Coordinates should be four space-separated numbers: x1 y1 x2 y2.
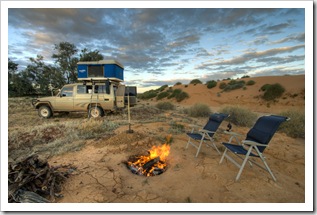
105 80 110 94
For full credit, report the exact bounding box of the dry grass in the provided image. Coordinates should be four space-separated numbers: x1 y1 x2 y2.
7 98 171 161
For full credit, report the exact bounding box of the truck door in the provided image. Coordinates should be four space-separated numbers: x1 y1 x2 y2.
54 86 74 111
116 85 125 108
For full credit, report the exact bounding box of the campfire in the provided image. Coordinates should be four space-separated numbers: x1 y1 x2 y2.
126 143 171 176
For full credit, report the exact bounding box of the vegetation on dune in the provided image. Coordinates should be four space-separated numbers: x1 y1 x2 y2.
260 83 285 101
278 109 305 138
206 80 217 89
219 106 258 127
183 103 212 118
246 80 256 86
156 101 175 110
189 79 202 85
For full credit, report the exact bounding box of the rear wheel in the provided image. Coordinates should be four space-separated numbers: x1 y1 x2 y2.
38 106 53 118
89 106 103 118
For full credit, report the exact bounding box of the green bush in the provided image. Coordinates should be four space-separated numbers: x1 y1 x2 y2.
174 82 182 86
278 110 305 138
223 80 245 92
219 106 258 127
262 83 285 101
260 84 271 92
168 89 182 99
138 90 157 100
184 103 211 117
246 80 256 86
175 91 189 102
219 82 227 89
156 102 175 110
241 75 250 78
157 85 168 92
190 79 202 85
206 80 217 89
156 91 170 100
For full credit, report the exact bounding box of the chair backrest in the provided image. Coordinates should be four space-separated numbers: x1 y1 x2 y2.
203 113 229 135
246 115 289 153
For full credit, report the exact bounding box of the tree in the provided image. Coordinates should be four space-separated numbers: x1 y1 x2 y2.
8 58 35 97
8 58 18 92
24 55 65 95
79 48 104 61
52 42 78 84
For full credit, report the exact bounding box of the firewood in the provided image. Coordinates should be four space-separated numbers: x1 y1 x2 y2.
8 154 75 203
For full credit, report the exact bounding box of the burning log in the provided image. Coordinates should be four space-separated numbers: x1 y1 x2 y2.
142 156 160 172
8 154 76 203
125 143 170 176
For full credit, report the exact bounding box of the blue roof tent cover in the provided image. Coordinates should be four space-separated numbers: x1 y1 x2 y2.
77 60 124 82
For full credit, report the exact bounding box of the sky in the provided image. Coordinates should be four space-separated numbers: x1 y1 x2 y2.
5 2 308 93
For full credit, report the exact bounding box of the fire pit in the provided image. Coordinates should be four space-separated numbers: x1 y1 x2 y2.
125 144 170 176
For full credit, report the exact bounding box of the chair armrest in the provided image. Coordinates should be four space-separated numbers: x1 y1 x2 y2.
223 131 244 144
189 124 201 129
241 140 267 147
199 129 215 134
188 124 201 133
223 130 244 136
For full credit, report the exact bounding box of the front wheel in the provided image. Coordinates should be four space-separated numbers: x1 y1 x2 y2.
89 106 103 118
38 106 53 118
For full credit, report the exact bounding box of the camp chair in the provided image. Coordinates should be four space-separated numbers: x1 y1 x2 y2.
186 113 229 157
219 115 289 181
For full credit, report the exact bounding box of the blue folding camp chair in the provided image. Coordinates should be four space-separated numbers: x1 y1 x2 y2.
186 113 229 157
219 115 289 181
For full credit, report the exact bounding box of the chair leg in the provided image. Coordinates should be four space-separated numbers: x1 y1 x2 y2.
195 139 204 157
258 154 277 181
219 148 228 164
235 146 253 181
186 137 191 149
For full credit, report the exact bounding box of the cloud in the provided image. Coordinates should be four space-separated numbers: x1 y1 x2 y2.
7 8 305 86
211 44 304 66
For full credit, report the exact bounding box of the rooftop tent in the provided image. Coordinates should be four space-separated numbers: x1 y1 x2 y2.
77 60 124 82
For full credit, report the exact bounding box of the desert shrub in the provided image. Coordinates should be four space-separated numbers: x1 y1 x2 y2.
78 119 118 139
190 79 202 85
206 80 217 89
223 80 245 92
156 102 175 110
246 80 255 86
278 110 305 138
169 121 185 134
156 91 170 100
175 91 189 102
219 82 227 89
138 90 157 100
260 84 271 92
168 89 182 99
174 82 182 86
157 85 168 92
184 103 211 117
219 106 258 127
241 75 250 78
262 83 285 101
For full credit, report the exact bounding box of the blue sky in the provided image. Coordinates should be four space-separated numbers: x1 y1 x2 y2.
6 2 307 93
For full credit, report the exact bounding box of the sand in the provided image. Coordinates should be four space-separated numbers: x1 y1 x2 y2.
46 75 307 210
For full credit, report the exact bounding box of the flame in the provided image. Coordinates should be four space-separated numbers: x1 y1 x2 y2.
148 144 170 161
127 139 171 176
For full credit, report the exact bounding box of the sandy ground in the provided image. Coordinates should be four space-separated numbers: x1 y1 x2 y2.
43 75 306 209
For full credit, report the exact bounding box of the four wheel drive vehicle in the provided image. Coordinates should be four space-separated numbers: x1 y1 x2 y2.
32 81 137 118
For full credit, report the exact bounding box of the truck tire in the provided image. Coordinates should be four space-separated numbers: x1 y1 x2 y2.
89 106 103 118
38 105 53 118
